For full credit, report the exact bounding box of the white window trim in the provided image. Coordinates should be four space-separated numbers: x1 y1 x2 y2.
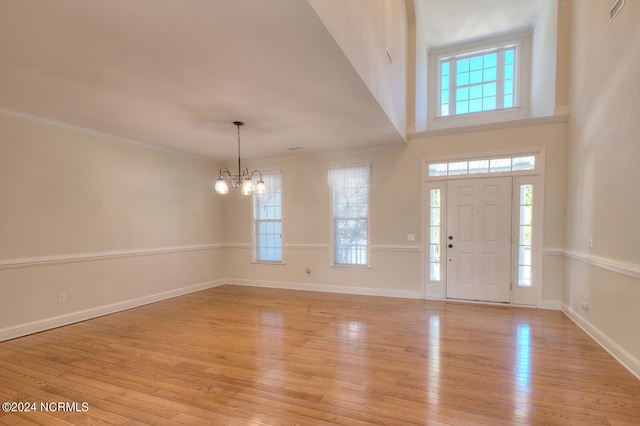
421 149 545 307
426 32 531 130
436 41 521 118
251 170 284 264
328 163 372 268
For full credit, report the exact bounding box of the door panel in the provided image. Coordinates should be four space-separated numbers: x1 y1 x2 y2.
446 177 512 302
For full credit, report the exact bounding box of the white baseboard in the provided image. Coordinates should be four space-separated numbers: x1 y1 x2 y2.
0 279 225 342
562 303 640 380
540 300 562 310
228 278 422 300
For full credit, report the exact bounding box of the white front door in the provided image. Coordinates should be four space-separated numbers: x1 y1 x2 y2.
446 177 512 302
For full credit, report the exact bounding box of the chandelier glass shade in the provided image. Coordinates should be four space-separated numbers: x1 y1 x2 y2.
214 121 266 195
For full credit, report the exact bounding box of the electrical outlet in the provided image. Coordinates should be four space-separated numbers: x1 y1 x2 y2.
407 233 416 241
57 294 67 304
581 301 589 310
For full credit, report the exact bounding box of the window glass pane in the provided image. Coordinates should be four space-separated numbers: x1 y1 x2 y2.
457 58 469 73
335 218 368 265
469 56 483 71
518 265 531 287
484 83 496 97
430 188 441 208
482 96 496 110
469 99 482 113
441 104 449 116
504 80 513 95
505 49 514 65
520 225 532 245
456 101 469 114
520 205 532 226
483 67 496 82
505 64 514 80
512 156 535 171
441 61 450 76
447 161 468 175
468 160 489 174
430 226 440 243
484 53 497 68
456 72 469 86
504 95 513 108
470 85 482 99
456 87 469 101
430 208 440 226
429 163 448 176
519 246 532 266
470 70 482 84
490 158 512 173
521 182 533 204
442 76 449 90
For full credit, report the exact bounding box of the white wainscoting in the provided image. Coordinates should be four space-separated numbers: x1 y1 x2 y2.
0 243 226 270
0 243 227 341
563 302 640 380
0 279 225 342
559 248 640 380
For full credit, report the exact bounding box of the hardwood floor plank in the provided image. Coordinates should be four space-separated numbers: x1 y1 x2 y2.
1 285 639 425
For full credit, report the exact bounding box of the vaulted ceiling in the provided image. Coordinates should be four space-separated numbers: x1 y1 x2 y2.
1 0 543 161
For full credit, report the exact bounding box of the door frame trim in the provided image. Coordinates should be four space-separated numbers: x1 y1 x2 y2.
421 148 545 307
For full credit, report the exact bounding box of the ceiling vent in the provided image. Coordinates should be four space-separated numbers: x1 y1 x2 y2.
609 0 624 24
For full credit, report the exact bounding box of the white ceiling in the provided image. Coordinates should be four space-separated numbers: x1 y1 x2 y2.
1 0 543 161
420 0 542 49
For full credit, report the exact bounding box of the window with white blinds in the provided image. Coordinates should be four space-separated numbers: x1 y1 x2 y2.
328 164 370 266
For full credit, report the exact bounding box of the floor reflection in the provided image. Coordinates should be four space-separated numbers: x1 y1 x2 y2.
514 322 531 418
428 315 440 406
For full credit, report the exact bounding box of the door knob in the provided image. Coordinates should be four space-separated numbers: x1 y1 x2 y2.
448 244 453 248
448 236 453 240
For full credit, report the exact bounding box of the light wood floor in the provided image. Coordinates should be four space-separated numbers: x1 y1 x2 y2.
1 285 639 425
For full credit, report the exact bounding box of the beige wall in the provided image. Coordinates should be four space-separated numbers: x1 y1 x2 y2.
563 0 640 376
530 0 558 117
308 0 408 140
0 112 226 338
222 120 568 305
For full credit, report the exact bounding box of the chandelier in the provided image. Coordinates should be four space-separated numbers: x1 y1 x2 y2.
214 121 266 195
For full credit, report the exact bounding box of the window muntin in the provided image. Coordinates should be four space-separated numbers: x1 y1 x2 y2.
428 155 534 177
518 184 533 287
439 45 517 117
253 172 283 263
328 164 370 266
429 189 442 281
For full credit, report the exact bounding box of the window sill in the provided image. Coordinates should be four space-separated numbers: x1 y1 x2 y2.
329 264 372 270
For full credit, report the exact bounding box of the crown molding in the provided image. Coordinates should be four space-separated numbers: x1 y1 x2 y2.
0 106 216 163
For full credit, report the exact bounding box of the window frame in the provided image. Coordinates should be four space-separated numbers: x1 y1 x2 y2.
422 150 544 306
252 171 283 264
328 163 371 268
437 41 520 118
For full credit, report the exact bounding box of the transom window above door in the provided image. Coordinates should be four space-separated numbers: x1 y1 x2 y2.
428 155 535 178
